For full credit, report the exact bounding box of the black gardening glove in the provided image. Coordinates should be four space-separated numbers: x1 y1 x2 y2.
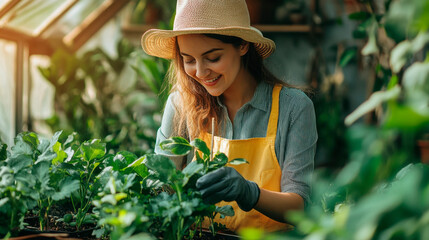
196 167 260 212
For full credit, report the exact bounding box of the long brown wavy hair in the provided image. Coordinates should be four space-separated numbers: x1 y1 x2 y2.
167 34 299 140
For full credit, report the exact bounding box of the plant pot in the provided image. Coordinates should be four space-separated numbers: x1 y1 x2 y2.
417 140 429 164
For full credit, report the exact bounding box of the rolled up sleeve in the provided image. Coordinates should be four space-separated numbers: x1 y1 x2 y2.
278 89 317 206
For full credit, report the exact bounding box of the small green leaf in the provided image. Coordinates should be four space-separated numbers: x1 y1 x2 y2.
52 142 67 165
80 139 106 162
228 158 249 165
183 161 204 176
195 151 204 164
339 48 357 67
213 153 228 165
160 137 192 155
63 214 73 223
127 157 149 178
21 132 39 150
348 11 371 21
190 138 210 156
116 151 138 165
52 177 80 201
216 205 234 217
106 153 132 171
63 132 79 148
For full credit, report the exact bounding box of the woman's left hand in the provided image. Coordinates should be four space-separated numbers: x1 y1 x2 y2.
196 167 260 211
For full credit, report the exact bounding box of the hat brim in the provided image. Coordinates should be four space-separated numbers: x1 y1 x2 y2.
141 27 276 59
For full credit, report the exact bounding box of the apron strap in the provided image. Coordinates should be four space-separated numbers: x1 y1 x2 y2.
266 84 282 138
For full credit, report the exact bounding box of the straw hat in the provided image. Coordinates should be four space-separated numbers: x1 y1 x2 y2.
141 0 276 59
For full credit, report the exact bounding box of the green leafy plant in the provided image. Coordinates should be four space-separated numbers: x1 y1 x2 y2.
0 131 79 237
94 136 247 240
131 51 171 109
54 136 111 230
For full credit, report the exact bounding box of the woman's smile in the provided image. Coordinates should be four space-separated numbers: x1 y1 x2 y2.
201 75 222 85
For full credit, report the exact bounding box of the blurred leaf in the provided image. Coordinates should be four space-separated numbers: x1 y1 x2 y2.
361 18 378 56
8 154 33 173
216 205 234 217
402 62 429 116
384 0 425 42
339 48 357 67
390 40 412 73
228 158 249 165
144 154 176 182
345 85 401 126
182 161 204 179
0 142 7 161
384 102 429 130
127 233 156 240
239 228 265 240
349 11 371 21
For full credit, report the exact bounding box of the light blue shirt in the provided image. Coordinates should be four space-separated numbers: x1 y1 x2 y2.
155 81 317 204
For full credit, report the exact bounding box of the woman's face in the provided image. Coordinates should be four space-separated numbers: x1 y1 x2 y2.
177 34 248 96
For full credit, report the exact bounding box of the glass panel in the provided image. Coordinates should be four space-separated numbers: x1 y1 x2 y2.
0 0 16 11
0 0 106 38
0 0 64 32
0 39 16 146
42 0 106 39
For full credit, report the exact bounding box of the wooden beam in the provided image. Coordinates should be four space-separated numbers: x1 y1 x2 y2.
252 24 323 33
0 0 20 20
14 39 24 135
33 0 79 37
0 26 55 55
0 26 32 41
63 0 131 52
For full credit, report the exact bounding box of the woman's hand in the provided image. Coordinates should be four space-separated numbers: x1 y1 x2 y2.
196 167 260 211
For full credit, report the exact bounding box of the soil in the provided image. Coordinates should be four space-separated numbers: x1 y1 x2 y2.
18 205 103 240
16 205 239 240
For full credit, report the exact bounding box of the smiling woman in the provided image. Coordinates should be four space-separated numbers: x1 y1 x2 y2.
177 34 249 98
141 0 317 233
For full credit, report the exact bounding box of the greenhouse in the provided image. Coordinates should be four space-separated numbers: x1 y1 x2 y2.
0 0 428 239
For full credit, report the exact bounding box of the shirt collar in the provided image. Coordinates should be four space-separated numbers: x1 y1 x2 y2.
247 81 271 112
216 81 271 112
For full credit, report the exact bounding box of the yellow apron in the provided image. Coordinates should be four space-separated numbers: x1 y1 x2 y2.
200 84 293 232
